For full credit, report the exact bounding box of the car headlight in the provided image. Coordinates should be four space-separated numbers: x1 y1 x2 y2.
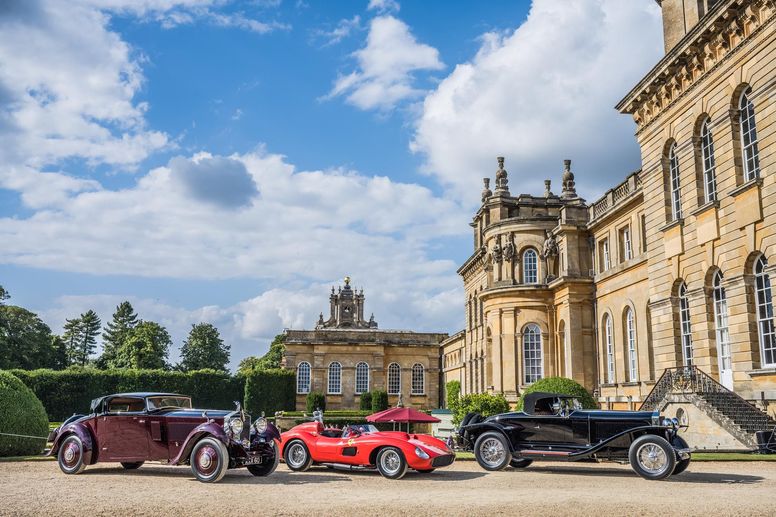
414 447 430 460
254 417 268 434
229 418 244 435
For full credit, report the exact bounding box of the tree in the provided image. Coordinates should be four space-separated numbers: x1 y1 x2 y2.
0 305 55 370
62 317 81 366
178 323 230 372
236 334 286 374
0 285 9 305
49 335 68 370
116 321 171 370
98 301 138 368
237 356 262 375
65 310 101 367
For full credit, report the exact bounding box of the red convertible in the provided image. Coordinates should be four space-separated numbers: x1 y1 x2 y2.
279 411 454 479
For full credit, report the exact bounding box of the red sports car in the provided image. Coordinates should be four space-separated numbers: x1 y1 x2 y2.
279 413 454 479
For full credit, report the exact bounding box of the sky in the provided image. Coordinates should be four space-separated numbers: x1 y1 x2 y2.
0 0 664 369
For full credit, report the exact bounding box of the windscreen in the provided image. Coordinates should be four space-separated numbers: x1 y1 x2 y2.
147 396 192 410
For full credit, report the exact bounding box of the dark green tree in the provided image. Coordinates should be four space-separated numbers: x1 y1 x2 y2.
0 305 55 369
66 310 101 366
49 335 68 370
236 334 286 374
116 321 171 369
98 301 138 368
62 316 81 366
0 285 9 305
178 323 230 372
237 355 262 375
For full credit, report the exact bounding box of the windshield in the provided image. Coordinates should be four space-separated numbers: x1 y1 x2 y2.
147 396 192 410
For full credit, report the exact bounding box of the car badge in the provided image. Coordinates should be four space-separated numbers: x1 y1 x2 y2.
348 438 355 446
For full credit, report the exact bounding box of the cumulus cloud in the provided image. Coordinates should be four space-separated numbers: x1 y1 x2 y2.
326 15 444 111
313 15 362 47
367 0 400 14
168 154 259 208
410 0 662 203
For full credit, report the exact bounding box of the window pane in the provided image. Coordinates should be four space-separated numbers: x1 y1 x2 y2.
328 362 342 394
355 362 369 394
523 324 543 384
297 362 311 394
411 364 424 395
388 363 401 394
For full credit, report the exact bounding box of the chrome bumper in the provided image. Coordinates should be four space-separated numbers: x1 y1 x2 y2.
675 447 691 460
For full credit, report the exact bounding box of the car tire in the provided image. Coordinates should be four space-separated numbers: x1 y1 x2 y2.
190 437 229 483
375 447 408 480
57 435 86 475
628 435 676 480
672 456 691 475
474 432 512 471
510 458 533 469
247 442 280 477
283 440 313 472
120 461 144 470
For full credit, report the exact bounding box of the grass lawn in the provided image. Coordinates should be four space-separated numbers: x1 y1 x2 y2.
453 451 776 461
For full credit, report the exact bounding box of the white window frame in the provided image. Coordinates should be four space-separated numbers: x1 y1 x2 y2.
523 324 543 384
523 249 538 284
605 314 615 383
602 239 610 271
626 308 638 382
387 362 401 395
679 283 693 366
621 226 632 261
700 118 717 203
713 271 732 372
327 362 342 395
411 363 425 395
755 256 776 367
296 361 311 394
355 362 370 394
740 88 761 182
669 143 682 220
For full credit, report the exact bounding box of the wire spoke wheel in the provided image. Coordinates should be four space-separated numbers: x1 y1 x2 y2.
636 443 668 474
479 437 505 467
379 449 401 475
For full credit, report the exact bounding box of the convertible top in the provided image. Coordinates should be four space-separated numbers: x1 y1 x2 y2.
522 392 573 415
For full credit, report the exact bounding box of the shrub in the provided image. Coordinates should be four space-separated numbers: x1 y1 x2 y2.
516 377 597 411
0 371 49 456
452 392 510 426
243 368 296 417
306 391 326 413
371 389 388 412
358 391 372 411
446 380 461 410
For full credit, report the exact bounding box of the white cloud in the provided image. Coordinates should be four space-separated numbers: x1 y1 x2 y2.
410 0 663 203
367 0 400 14
326 15 444 111
313 15 362 47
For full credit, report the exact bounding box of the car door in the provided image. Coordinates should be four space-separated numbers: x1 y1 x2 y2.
524 415 572 446
97 397 150 461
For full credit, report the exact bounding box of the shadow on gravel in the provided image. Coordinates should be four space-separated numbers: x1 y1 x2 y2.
82 466 352 485
287 466 486 481
521 465 764 484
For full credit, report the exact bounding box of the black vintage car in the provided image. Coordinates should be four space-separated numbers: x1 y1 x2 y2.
459 392 691 480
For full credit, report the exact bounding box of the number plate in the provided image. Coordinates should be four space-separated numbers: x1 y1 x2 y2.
243 456 262 465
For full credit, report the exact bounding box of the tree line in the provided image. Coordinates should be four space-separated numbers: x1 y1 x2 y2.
0 285 231 372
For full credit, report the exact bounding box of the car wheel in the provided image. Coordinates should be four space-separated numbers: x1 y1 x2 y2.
629 435 676 480
672 456 691 475
120 461 144 470
190 437 229 483
376 447 408 480
247 442 280 477
283 440 312 472
510 458 533 469
474 432 512 471
57 435 86 475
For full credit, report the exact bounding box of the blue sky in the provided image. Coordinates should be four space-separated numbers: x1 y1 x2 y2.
0 0 663 368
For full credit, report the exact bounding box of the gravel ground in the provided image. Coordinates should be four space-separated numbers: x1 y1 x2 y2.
1 460 774 516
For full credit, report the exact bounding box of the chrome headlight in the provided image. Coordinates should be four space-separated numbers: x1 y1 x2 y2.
414 447 430 459
254 417 268 434
228 417 244 435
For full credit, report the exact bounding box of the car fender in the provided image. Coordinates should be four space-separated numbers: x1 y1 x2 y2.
170 421 229 465
280 429 321 459
461 422 513 450
565 425 675 459
48 422 95 465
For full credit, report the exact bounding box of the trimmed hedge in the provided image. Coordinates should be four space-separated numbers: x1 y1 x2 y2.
11 368 245 421
306 391 326 413
452 392 510 426
446 380 461 409
243 369 296 417
516 377 597 411
0 371 49 456
358 391 372 411
371 390 388 412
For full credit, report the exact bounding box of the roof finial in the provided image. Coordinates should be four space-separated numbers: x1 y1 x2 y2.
495 156 509 195
561 159 576 199
481 177 492 203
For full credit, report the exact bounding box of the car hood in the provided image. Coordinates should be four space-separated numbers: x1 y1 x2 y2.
151 409 234 419
486 409 657 422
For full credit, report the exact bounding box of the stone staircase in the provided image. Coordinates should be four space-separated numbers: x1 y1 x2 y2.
641 366 775 449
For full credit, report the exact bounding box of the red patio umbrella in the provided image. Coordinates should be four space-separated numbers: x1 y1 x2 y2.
367 407 440 431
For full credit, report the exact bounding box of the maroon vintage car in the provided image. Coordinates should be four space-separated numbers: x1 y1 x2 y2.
47 392 280 483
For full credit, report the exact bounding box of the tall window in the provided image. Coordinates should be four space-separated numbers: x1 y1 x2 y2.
355 362 369 394
601 239 611 271
604 314 615 383
524 249 538 284
713 271 732 372
523 324 543 384
669 143 682 220
700 118 717 202
679 283 693 366
327 362 342 394
625 308 638 381
640 214 648 253
755 256 776 366
387 362 401 394
411 363 425 395
620 226 632 262
296 361 311 394
740 88 761 181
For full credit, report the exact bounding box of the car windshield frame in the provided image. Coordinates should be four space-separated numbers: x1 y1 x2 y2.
146 396 193 411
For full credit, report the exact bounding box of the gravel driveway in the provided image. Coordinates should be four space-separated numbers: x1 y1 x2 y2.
1 460 773 516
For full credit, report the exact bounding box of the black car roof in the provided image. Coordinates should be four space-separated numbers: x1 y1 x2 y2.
522 392 574 415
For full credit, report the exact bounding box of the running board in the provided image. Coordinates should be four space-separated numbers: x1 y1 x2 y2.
320 462 374 471
519 450 572 457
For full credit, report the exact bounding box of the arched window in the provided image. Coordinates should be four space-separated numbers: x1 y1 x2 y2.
387 363 401 394
523 249 538 284
625 308 638 382
713 271 732 373
669 143 682 220
296 361 311 394
740 87 761 181
604 314 615 383
523 324 543 384
700 118 717 203
327 362 342 394
755 256 776 366
355 362 369 394
679 283 693 366
411 363 425 395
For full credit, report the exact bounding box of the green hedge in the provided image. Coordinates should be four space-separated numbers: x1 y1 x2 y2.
359 391 372 411
11 368 245 421
0 371 49 456
516 377 597 411
306 391 326 413
452 392 510 426
371 389 388 412
243 369 296 417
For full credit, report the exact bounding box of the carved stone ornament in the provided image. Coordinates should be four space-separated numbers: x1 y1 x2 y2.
503 240 515 262
491 242 503 263
542 231 559 259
